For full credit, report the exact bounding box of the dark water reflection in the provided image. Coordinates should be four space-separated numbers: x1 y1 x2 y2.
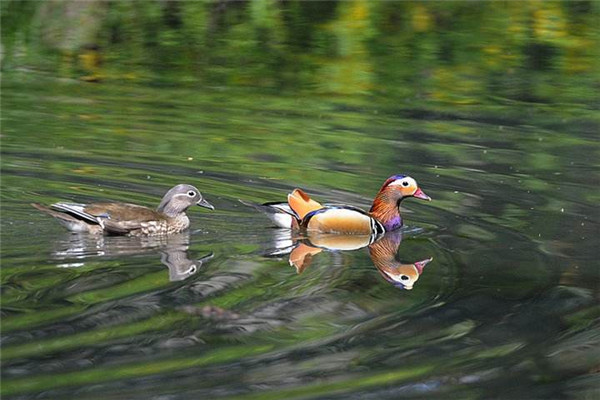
2 1 600 397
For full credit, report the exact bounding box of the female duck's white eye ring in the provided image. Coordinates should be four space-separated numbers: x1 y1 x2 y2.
187 191 196 197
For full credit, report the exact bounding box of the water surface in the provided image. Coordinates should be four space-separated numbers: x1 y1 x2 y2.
2 2 599 399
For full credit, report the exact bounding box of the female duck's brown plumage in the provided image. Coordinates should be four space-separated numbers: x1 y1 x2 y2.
251 174 431 235
32 184 214 236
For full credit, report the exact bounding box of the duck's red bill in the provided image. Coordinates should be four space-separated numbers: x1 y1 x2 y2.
413 188 431 201
414 257 433 274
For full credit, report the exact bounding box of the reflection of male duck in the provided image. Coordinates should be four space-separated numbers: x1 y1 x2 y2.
50 232 213 282
368 232 432 290
287 233 376 273
268 230 432 289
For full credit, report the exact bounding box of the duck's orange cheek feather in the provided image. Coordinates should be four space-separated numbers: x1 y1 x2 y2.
306 209 374 234
398 183 418 197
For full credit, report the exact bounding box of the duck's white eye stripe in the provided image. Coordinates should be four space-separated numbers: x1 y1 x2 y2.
187 191 196 197
389 178 416 187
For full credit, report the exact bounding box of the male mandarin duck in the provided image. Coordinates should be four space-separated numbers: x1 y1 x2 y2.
32 184 214 236
249 175 431 235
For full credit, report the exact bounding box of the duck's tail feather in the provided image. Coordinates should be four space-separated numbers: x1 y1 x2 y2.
239 199 298 229
32 203 79 222
31 203 96 233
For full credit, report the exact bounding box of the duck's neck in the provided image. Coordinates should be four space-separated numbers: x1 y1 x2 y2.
369 192 403 231
157 202 185 218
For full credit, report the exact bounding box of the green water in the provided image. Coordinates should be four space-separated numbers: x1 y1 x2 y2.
1 1 599 399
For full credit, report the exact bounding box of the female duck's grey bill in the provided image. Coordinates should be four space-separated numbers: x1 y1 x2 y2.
197 198 215 210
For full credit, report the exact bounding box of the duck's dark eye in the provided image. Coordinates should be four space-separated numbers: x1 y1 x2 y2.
400 275 409 281
402 181 409 187
187 191 196 197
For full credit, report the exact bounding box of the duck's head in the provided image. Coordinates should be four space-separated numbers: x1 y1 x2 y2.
378 257 433 290
370 175 431 231
380 174 431 202
157 184 214 217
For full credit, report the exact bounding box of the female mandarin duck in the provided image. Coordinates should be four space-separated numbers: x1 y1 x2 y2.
32 184 214 236
252 175 431 235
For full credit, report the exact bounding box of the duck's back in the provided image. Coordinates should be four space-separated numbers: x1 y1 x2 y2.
83 203 162 222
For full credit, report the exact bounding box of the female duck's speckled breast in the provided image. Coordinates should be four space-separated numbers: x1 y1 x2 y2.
132 214 190 236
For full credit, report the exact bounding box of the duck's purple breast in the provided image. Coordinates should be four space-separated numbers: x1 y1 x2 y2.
382 215 402 231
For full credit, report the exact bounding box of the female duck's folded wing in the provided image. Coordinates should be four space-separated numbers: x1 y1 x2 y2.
50 202 102 224
83 203 161 221
302 207 384 235
83 203 166 235
287 189 323 219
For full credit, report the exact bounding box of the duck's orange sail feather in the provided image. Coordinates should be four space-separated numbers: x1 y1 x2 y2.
287 189 323 219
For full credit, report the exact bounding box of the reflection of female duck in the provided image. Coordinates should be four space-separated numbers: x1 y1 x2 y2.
368 232 432 290
50 232 213 281
245 175 430 235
